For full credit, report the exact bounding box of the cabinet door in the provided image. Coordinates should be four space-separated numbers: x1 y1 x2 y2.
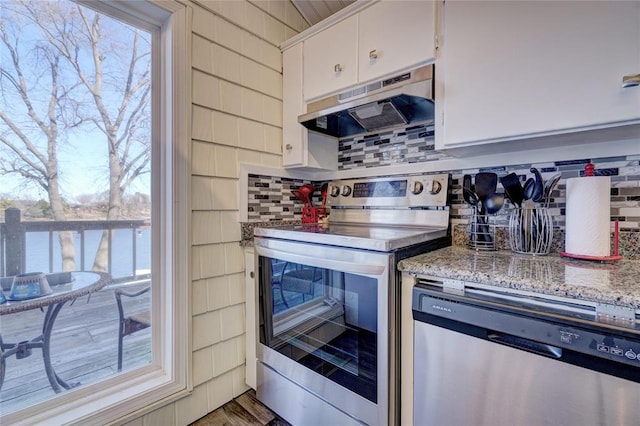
282 44 306 167
303 15 358 101
358 0 435 83
282 44 338 170
245 247 257 389
438 1 640 149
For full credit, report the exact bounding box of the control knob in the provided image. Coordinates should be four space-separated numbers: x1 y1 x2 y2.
411 181 424 195
329 185 340 197
341 185 352 197
430 180 443 194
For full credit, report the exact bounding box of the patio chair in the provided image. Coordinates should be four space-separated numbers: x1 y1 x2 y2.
114 286 151 371
274 262 321 308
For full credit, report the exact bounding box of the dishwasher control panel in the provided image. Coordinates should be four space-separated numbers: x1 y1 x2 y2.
412 283 640 369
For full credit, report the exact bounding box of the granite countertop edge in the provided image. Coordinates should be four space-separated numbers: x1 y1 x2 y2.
398 246 640 309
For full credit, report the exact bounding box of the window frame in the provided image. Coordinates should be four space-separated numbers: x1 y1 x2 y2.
1 0 191 424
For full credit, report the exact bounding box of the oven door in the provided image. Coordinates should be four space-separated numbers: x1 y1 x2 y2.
254 237 393 426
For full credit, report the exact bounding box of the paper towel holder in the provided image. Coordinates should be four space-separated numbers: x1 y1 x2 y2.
560 219 622 261
560 163 622 262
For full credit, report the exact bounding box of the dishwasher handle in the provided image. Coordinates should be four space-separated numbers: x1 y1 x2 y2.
488 332 563 359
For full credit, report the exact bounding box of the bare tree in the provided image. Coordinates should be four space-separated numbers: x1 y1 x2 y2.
0 0 151 273
0 2 81 270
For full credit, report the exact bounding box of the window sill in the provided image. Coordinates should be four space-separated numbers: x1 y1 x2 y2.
6 366 190 425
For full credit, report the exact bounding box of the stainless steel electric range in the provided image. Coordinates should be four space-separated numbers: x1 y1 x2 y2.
253 173 451 426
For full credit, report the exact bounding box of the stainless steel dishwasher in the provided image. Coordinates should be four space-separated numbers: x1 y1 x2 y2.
412 276 640 426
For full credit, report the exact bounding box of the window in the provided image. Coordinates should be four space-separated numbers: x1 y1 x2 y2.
0 0 189 423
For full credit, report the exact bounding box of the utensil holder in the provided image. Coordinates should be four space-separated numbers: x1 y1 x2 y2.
468 207 497 251
301 205 328 224
508 206 553 255
301 205 318 223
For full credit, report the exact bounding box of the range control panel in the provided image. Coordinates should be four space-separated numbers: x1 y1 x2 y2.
327 173 449 208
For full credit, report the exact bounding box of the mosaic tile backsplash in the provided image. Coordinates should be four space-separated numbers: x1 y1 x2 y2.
245 125 639 258
338 123 451 169
247 174 326 222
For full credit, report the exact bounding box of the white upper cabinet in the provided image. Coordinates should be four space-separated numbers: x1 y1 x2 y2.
283 43 307 167
282 44 338 169
303 1 436 102
436 1 640 150
358 1 435 84
303 15 359 102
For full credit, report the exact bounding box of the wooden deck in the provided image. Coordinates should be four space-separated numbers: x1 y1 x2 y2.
0 282 151 414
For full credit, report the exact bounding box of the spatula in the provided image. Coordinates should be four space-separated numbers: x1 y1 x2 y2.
499 173 524 207
474 172 498 215
530 168 545 203
462 174 474 205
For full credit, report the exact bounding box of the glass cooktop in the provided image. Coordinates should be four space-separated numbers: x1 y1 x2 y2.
254 223 448 252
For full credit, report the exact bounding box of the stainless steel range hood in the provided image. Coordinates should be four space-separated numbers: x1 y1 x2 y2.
299 65 434 138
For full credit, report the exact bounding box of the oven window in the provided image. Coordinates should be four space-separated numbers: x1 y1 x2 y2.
259 256 377 403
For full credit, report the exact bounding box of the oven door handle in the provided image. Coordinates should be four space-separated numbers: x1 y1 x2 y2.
255 245 387 276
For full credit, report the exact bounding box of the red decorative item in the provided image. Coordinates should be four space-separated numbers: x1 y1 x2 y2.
559 251 622 261
292 185 322 223
584 162 595 176
301 206 319 223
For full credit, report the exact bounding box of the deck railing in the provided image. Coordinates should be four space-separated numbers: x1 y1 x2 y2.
1 207 150 284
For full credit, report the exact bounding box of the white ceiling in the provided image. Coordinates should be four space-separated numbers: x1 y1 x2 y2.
291 0 356 26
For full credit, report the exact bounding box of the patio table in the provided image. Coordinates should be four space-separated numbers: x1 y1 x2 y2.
0 271 111 393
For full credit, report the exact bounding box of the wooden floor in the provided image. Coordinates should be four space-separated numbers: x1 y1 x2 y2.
0 282 151 414
191 390 291 426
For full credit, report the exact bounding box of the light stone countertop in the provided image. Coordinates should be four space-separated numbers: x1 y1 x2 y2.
398 246 640 309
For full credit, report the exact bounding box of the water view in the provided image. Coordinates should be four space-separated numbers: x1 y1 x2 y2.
23 227 151 279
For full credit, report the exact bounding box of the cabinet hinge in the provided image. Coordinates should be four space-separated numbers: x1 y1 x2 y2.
435 35 439 52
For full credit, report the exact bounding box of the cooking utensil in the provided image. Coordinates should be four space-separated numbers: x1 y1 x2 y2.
319 183 329 219
530 167 545 202
543 173 561 207
298 183 316 198
320 183 328 207
499 173 524 207
474 172 498 201
485 193 505 214
480 191 504 245
523 178 535 201
291 189 307 204
299 184 315 205
462 174 473 192
462 175 476 206
463 188 479 207
521 177 536 240
474 172 498 224
474 192 504 247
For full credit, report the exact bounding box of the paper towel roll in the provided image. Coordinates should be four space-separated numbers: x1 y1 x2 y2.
565 175 611 257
